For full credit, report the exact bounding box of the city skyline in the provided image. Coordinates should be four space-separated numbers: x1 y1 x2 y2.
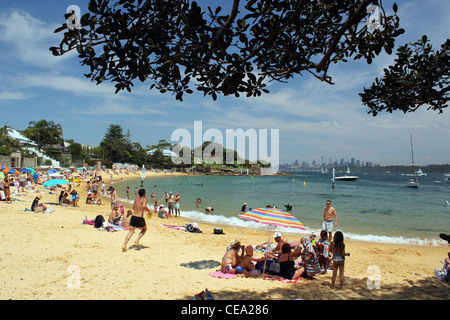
286 157 378 169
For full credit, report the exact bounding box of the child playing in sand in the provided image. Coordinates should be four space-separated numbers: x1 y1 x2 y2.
329 231 350 289
237 246 274 277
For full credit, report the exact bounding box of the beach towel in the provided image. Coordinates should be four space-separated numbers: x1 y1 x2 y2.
82 216 95 226
263 275 302 283
301 237 321 277
208 271 237 279
160 224 186 231
181 260 221 270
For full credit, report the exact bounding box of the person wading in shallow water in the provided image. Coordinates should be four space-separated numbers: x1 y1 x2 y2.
122 189 152 252
322 200 337 241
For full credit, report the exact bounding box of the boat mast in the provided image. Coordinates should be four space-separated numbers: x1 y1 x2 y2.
410 134 416 181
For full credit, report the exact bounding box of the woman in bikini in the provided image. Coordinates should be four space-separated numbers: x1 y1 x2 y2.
3 177 11 204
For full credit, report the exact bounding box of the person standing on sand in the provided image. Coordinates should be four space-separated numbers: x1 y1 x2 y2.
122 189 152 252
322 200 337 241
107 186 117 209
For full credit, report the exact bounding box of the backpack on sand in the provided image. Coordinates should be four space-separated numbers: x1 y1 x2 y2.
94 215 105 228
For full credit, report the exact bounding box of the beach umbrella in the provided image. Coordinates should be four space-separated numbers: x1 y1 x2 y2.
20 168 34 173
48 168 59 174
239 207 308 276
42 179 70 187
239 207 308 230
3 167 19 174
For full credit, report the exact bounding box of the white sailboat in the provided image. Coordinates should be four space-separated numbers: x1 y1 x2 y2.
406 135 419 188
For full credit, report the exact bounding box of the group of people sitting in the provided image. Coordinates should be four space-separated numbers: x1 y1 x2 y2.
85 190 102 205
58 190 81 207
221 230 350 287
107 204 132 229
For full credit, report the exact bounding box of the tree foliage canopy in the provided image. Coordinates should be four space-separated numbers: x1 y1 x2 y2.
51 0 448 114
361 37 449 116
51 1 402 95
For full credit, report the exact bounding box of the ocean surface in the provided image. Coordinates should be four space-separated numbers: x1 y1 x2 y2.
110 171 450 246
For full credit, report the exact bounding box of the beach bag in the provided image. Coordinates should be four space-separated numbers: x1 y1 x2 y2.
193 289 214 300
269 261 281 274
94 215 105 228
434 263 448 282
213 228 224 234
186 223 202 233
255 259 275 273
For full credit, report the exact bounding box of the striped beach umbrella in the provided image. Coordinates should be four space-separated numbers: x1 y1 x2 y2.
239 207 307 231
239 207 308 276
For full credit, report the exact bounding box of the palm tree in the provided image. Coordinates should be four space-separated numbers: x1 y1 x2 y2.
25 120 64 148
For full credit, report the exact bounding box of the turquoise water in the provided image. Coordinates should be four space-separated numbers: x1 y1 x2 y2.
111 172 450 245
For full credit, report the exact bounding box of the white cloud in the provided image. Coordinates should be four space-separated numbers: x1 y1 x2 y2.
0 9 73 69
0 91 33 101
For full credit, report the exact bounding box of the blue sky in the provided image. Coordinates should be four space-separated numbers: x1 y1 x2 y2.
0 0 449 166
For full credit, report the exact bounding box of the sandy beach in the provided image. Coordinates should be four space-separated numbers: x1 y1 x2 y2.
0 170 448 301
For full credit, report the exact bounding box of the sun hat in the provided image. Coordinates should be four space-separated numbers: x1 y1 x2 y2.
439 233 450 244
229 239 241 248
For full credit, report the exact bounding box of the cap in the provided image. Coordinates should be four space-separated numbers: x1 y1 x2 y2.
273 232 282 238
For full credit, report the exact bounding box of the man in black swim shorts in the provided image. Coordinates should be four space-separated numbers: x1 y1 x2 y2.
123 188 152 252
130 215 146 228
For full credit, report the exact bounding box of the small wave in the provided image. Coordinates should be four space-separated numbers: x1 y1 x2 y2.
109 197 443 246
178 210 443 246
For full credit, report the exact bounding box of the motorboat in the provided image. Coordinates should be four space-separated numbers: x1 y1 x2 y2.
334 167 358 181
404 168 427 177
416 168 427 176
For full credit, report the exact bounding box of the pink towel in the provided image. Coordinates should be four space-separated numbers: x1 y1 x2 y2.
208 271 237 279
161 224 186 231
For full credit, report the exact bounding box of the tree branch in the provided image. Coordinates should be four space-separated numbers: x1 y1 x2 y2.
212 0 240 43
316 0 374 73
